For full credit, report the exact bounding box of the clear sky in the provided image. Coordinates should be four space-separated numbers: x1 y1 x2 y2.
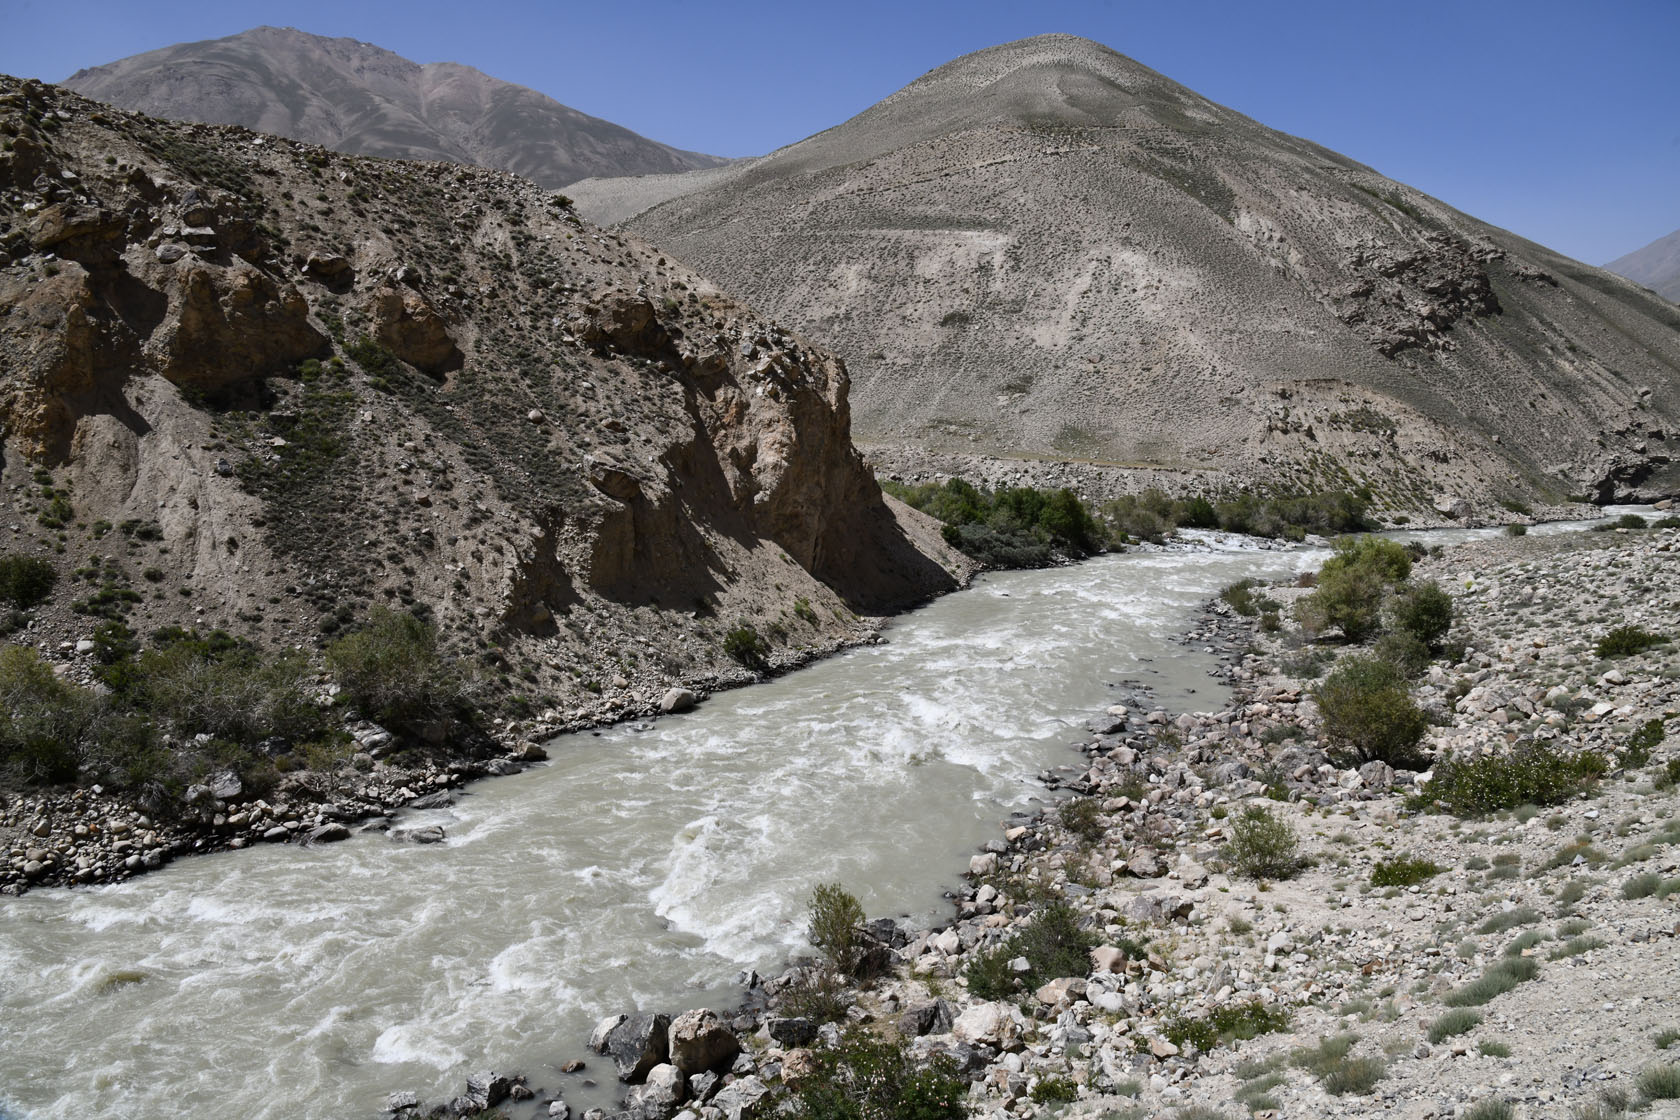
1 0 1674 265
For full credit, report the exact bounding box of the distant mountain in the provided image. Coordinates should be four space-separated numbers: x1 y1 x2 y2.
573 34 1680 511
1605 229 1680 304
62 26 725 189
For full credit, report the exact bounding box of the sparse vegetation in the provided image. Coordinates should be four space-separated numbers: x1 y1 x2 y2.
722 622 772 671
1224 806 1300 879
1417 746 1607 816
1294 536 1413 641
0 554 57 608
789 1027 967 1120
326 607 470 733
1427 1008 1482 1043
1442 956 1539 1008
1164 1000 1291 1053
1595 625 1666 660
1370 855 1442 887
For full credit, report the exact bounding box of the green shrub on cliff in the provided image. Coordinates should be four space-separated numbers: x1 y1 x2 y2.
327 607 467 730
0 644 89 784
722 621 771 671
0 554 57 608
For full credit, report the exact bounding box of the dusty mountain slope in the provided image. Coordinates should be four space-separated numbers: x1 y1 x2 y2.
61 26 726 191
576 35 1680 515
1605 228 1680 304
0 75 964 722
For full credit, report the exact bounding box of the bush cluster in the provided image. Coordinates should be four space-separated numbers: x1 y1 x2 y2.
1417 745 1607 816
1293 536 1413 642
1314 656 1429 766
1 607 467 795
1165 1000 1292 1052
722 622 772 671
1224 806 1300 879
1596 625 1666 660
0 554 57 608
1100 488 1373 544
882 478 1108 567
789 1027 967 1120
326 607 469 732
964 901 1097 999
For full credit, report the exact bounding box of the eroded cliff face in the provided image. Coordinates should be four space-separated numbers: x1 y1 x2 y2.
0 76 965 722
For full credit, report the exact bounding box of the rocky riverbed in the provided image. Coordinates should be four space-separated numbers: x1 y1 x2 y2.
438 525 1680 1120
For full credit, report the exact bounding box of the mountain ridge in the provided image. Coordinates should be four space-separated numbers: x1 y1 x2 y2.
61 26 726 189
573 33 1680 515
1604 227 1680 304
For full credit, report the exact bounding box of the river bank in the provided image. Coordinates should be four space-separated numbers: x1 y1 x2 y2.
729 523 1680 1120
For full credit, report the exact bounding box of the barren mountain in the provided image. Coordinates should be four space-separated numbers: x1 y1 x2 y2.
574 35 1680 515
1605 227 1680 305
0 74 962 724
61 26 725 190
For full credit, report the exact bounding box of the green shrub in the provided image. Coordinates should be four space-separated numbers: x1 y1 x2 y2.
964 901 1097 998
1477 907 1540 935
884 477 1109 566
1655 1028 1680 1051
0 644 90 784
1504 523 1527 537
1372 630 1431 678
1164 1000 1291 1053
1221 579 1259 617
1596 625 1666 659
1638 1063 1680 1102
807 882 866 976
1620 719 1665 768
1623 872 1663 899
790 1027 967 1120
0 554 57 608
1427 1007 1482 1043
1547 935 1605 960
327 607 466 731
1314 655 1428 766
1462 1101 1514 1120
1058 797 1104 843
1225 806 1300 879
1389 580 1454 647
1295 536 1413 641
722 621 771 671
1028 1076 1077 1104
1503 929 1549 956
1442 957 1539 1007
1371 855 1442 887
1418 746 1607 816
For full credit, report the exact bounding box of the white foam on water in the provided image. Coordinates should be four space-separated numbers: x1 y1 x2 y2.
370 1023 466 1068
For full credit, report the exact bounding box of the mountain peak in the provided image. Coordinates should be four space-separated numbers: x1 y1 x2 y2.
61 27 725 188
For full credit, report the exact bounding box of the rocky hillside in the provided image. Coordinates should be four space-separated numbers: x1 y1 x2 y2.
0 74 964 728
61 26 726 190
1605 228 1680 304
573 35 1680 518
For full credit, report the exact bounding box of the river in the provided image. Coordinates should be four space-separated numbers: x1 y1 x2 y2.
0 509 1650 1119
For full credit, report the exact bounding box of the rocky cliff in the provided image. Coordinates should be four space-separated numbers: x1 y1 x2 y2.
0 75 964 723
61 26 727 191
573 35 1680 516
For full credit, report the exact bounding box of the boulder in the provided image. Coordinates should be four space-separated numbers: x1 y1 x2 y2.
627 1063 685 1119
607 1012 671 1081
687 1071 721 1103
1090 945 1127 973
780 1048 817 1087
667 1009 739 1075
1126 847 1164 878
463 1071 513 1110
896 998 954 1038
761 1016 817 1048
710 1076 769 1120
1034 977 1087 1006
1358 760 1395 791
951 1002 1021 1049
659 688 700 715
304 823 351 845
369 284 462 374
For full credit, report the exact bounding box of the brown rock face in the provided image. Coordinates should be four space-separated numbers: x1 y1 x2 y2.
0 74 964 719
368 284 460 374
148 261 326 389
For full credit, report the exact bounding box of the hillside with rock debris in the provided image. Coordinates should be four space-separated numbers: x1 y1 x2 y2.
61 26 727 190
575 34 1680 519
0 73 966 744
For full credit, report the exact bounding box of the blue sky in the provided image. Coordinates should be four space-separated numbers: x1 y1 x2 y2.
2 0 1675 264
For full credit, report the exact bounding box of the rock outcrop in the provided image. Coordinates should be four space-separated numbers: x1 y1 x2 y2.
0 75 966 732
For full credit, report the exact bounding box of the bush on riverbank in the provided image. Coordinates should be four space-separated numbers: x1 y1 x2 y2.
790 1027 967 1120
1293 537 1414 642
964 901 1098 999
881 478 1109 567
808 882 867 976
1100 488 1374 544
327 607 471 731
1314 655 1429 767
0 645 91 784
